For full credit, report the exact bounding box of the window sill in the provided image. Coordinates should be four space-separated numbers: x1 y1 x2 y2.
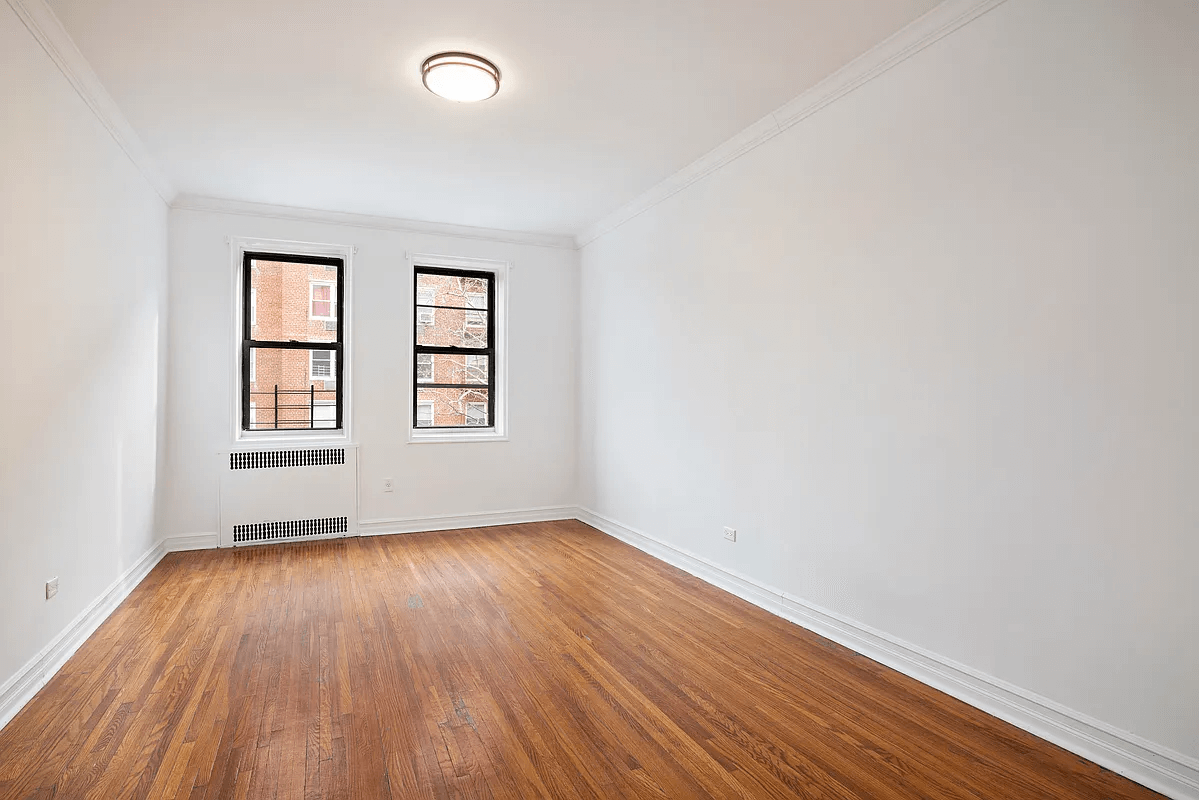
408 428 508 444
236 429 350 447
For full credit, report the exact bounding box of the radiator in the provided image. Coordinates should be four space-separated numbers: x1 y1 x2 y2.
218 445 358 547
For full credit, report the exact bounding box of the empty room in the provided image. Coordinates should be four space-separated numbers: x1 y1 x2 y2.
1 0 1196 797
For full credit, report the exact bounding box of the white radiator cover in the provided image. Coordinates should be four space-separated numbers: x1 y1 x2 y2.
218 445 359 547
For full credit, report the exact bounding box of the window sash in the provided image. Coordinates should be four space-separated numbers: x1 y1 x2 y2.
413 266 495 429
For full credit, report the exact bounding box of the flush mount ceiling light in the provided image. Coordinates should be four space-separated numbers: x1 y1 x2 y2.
421 52 501 103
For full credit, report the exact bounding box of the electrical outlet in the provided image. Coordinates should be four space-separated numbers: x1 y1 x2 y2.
723 527 737 542
383 478 394 493
46 577 59 600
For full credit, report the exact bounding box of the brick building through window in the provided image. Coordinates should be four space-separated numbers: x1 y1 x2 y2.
245 257 341 430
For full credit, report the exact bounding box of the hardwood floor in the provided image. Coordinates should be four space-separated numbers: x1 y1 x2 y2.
0 521 1164 799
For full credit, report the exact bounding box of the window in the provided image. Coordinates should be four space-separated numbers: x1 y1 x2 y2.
413 266 494 430
242 252 343 432
416 288 436 326
312 401 337 429
464 353 486 384
416 352 434 383
416 401 434 427
310 350 335 382
310 281 335 320
465 292 486 327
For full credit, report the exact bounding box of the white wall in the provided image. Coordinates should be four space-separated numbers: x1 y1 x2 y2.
0 2 169 697
579 0 1198 762
162 208 578 537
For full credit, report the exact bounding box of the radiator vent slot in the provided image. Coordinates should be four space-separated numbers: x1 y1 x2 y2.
233 516 348 544
230 448 346 470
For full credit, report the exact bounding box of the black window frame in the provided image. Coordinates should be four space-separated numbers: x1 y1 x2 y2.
413 266 496 430
242 251 345 432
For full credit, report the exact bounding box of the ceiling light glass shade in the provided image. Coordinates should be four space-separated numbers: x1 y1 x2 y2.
421 52 501 102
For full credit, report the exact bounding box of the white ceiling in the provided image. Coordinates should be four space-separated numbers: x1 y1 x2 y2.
48 0 941 235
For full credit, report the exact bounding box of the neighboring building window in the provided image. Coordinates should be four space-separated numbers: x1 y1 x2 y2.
465 292 486 327
310 349 335 382
413 267 494 429
464 353 486 384
242 252 343 431
416 288 436 326
416 401 434 427
416 352 434 383
310 281 335 320
312 401 337 429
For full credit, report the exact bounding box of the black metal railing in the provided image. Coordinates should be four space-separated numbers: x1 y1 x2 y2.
249 386 337 429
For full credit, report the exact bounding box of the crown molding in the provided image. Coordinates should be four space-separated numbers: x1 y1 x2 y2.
173 194 578 251
574 0 1009 249
6 0 176 205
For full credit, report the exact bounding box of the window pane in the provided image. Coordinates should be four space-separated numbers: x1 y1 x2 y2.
416 305 488 348
415 387 489 428
247 347 338 430
416 272 489 309
249 258 338 343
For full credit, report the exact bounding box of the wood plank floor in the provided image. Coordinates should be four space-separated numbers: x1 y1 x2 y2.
0 521 1164 799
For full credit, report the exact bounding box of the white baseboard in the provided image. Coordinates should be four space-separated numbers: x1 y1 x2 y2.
575 508 1199 800
160 532 221 552
360 505 578 537
0 541 167 733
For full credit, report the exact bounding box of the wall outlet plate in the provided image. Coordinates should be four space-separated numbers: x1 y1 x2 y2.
723 527 737 542
383 478 394 493
46 577 59 599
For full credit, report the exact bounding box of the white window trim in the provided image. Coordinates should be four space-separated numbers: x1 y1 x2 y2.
249 348 256 383
309 279 336 321
407 252 509 443
229 236 354 446
310 349 336 383
250 287 257 326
